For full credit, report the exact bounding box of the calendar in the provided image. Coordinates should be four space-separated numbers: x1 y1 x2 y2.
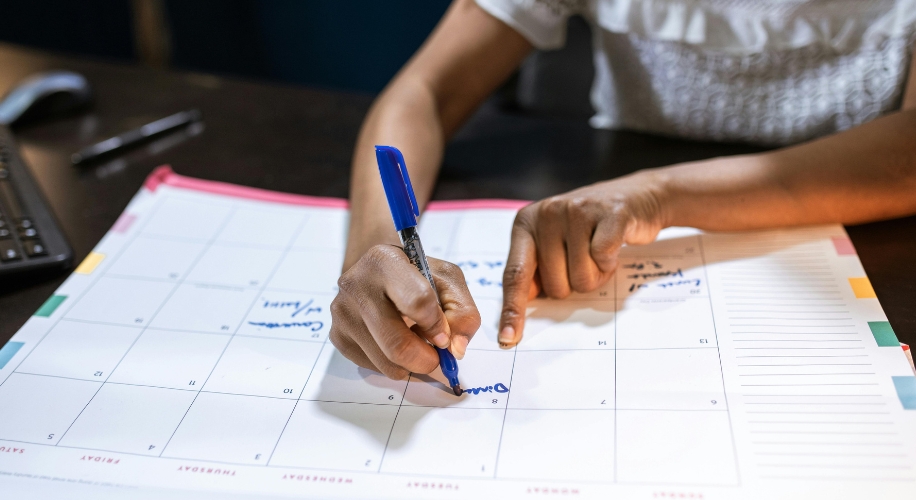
1 166 914 499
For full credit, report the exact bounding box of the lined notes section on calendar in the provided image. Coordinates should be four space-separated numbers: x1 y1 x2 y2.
704 230 916 483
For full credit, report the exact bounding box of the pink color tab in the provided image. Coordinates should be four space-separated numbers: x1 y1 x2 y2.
111 213 137 233
427 199 530 211
143 166 348 208
832 236 856 255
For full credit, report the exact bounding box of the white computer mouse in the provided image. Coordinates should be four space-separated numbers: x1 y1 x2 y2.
0 70 92 126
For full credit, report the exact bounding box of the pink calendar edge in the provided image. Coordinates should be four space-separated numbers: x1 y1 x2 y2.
143 165 529 211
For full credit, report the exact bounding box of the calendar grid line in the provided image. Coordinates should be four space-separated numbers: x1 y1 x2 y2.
7 370 734 411
44 313 758 354
697 233 742 486
376 373 412 473
0 195 171 389
158 203 312 459
97 275 344 291
613 258 618 483
54 317 333 343
266 336 333 465
113 230 347 252
55 205 240 447
491 343 519 478
0 196 175 448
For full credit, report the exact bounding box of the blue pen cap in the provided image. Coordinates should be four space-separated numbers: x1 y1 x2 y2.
376 145 420 231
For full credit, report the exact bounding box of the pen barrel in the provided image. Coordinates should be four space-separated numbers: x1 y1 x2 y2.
398 226 438 298
399 226 461 388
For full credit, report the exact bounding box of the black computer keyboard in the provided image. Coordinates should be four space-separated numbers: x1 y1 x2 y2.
0 126 72 276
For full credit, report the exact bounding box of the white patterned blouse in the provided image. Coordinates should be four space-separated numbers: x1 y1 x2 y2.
476 0 916 144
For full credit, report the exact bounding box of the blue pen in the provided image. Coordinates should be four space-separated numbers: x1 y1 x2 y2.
376 145 463 396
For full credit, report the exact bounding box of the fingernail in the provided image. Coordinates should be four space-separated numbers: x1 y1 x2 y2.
451 336 468 359
498 326 515 347
432 332 450 349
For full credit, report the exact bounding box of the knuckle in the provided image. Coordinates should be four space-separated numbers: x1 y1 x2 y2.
379 362 409 380
438 260 464 281
336 270 357 294
501 305 524 322
515 204 537 224
609 201 630 219
414 357 440 375
502 263 528 286
543 281 571 300
365 244 402 267
592 251 619 269
539 196 565 217
570 273 596 293
328 327 347 351
329 297 346 317
567 196 589 214
387 337 418 367
451 306 483 335
385 337 437 374
406 287 438 315
466 309 483 333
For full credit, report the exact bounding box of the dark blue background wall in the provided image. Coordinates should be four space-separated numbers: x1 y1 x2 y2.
0 0 135 60
0 0 452 93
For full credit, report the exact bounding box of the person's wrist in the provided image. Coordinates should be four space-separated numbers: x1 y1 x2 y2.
616 168 671 241
645 168 673 229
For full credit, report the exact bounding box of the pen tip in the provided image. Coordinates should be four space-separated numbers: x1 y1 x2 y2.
453 385 463 396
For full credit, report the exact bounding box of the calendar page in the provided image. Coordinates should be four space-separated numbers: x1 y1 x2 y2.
1 166 914 499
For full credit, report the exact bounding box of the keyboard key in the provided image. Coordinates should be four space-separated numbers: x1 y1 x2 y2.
20 227 38 239
0 240 21 262
23 239 47 257
19 218 33 229
0 228 10 239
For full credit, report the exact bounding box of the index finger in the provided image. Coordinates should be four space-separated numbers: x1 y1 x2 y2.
375 246 452 348
499 222 537 347
431 260 481 360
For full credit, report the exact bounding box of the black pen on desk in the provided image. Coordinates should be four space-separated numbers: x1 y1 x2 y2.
376 144 463 396
71 109 202 165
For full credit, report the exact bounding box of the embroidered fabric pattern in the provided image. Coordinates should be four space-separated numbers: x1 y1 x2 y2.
593 33 914 144
481 0 916 144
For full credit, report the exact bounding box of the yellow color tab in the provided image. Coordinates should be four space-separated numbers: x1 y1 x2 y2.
848 277 877 299
74 252 106 275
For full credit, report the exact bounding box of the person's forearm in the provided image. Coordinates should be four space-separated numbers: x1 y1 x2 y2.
344 78 446 270
655 109 916 230
341 0 532 271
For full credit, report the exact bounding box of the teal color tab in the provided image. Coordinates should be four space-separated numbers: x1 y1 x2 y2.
0 342 24 370
893 376 916 410
34 295 67 318
868 321 899 347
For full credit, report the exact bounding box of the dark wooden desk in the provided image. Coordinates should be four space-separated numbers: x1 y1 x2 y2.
1 42 914 346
